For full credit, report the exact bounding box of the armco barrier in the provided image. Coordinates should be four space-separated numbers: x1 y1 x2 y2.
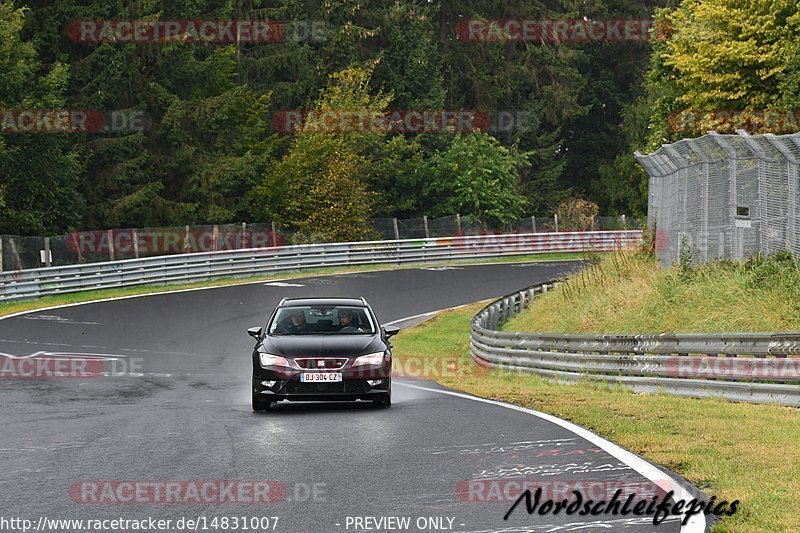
471 282 800 406
0 231 640 302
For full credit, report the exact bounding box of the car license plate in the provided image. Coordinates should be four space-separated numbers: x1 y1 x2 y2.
301 373 342 383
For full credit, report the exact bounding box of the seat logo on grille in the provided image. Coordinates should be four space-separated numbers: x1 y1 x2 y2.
317 360 325 367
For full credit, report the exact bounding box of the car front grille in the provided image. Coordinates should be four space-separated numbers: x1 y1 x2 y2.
294 358 348 370
282 380 365 394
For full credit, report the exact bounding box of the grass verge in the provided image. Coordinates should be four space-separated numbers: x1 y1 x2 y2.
507 250 800 334
392 303 800 533
0 252 585 318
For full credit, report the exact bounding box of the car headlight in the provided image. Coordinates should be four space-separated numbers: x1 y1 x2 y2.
259 353 291 369
353 351 386 367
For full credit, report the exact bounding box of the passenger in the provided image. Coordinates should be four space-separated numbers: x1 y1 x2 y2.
282 310 309 334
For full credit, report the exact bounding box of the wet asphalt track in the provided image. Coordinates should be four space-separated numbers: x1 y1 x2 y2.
0 262 701 532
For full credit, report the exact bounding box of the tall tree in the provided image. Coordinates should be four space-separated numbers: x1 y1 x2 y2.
0 2 84 235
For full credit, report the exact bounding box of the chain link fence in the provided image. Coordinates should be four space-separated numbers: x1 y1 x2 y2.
0 214 643 271
637 131 800 265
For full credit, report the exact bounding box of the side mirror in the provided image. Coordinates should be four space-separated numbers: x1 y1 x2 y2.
383 326 400 338
247 326 263 339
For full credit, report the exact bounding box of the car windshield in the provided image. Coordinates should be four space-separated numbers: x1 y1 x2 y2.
268 305 376 335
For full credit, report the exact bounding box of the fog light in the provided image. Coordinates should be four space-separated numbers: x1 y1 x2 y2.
367 379 383 387
261 380 276 388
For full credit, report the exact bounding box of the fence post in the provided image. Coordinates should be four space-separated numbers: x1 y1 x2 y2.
621 214 626 230
456 213 462 235
393 218 400 240
213 225 219 252
554 214 559 232
43 237 51 267
8 238 21 270
183 225 191 253
531 216 536 233
107 230 115 261
0 237 3 272
271 221 277 247
240 222 247 249
133 229 140 259
423 215 430 239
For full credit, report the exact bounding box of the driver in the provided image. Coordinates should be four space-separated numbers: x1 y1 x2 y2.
338 309 363 332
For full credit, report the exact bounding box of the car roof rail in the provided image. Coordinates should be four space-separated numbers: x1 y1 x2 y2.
279 297 287 306
360 296 368 305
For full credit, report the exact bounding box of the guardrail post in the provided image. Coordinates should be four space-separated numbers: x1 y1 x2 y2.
107 230 115 261
531 216 536 232
456 214 462 235
392 218 400 240
423 216 430 239
554 214 559 232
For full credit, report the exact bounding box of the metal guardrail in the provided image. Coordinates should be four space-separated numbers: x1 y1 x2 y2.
470 283 800 406
0 231 641 302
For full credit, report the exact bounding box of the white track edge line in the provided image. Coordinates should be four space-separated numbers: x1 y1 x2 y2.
395 381 706 533
383 301 492 327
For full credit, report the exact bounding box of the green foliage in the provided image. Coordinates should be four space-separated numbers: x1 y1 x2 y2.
677 233 693 280
0 2 84 234
421 134 528 226
663 0 798 110
4 0 682 235
255 67 381 241
645 0 800 142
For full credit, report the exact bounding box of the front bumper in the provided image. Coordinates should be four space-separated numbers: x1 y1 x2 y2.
253 360 392 402
254 377 391 402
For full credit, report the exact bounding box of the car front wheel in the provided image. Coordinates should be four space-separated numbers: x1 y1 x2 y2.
373 391 391 408
252 375 272 412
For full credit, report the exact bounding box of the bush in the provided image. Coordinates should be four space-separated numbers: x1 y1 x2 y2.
555 198 599 231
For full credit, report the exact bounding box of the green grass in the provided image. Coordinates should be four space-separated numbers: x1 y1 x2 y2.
392 303 800 533
0 252 586 318
506 251 800 334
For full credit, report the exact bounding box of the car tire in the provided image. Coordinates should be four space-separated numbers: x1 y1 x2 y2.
373 392 391 409
252 375 272 412
252 396 272 412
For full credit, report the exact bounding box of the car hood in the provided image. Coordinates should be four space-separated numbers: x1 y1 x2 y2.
260 335 384 357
